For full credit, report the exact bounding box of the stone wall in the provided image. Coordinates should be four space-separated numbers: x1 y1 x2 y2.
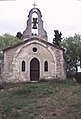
2 38 66 82
0 61 1 81
0 60 4 82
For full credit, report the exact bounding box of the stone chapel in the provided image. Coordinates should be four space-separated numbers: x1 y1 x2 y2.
2 7 66 82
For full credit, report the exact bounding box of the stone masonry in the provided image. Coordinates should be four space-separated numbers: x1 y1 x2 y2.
1 7 66 82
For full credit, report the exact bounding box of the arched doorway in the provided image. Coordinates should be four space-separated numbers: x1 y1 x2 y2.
30 58 40 81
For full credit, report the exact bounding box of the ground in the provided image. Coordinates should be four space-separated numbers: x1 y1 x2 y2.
0 80 81 119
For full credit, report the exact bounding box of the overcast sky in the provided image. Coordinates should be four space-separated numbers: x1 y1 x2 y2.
0 0 81 42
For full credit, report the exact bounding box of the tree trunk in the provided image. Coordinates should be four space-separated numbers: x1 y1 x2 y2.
75 65 78 74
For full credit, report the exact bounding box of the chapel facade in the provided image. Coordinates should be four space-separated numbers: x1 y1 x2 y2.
2 7 66 82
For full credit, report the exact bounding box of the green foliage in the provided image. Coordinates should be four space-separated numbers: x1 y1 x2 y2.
0 33 21 60
53 30 62 46
61 34 81 75
16 32 22 39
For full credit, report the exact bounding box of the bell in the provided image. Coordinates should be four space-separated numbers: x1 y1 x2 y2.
32 24 37 29
32 17 38 29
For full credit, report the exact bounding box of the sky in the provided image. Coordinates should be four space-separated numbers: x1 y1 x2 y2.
0 0 81 42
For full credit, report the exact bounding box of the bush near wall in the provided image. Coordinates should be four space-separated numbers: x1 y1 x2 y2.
74 72 81 83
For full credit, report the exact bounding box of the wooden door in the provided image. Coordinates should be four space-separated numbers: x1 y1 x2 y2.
30 58 40 81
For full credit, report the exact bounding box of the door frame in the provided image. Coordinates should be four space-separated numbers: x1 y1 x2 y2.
30 58 40 81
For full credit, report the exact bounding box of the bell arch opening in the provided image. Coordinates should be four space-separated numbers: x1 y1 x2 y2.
32 12 38 36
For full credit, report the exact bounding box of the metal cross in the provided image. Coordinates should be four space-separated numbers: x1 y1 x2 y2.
33 3 37 8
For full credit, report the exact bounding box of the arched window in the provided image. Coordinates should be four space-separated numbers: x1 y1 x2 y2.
44 61 48 72
22 61 25 72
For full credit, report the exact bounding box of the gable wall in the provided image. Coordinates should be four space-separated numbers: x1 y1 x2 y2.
2 39 66 82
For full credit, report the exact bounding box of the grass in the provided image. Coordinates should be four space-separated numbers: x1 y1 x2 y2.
0 80 81 119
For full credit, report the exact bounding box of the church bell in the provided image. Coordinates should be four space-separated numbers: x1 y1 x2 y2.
32 24 37 29
32 18 38 29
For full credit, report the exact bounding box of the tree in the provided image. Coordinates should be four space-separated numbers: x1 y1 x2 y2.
53 30 62 46
61 34 81 76
16 32 22 39
0 33 21 60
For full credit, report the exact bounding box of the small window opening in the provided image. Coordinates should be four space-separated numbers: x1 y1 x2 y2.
44 61 48 72
22 61 25 72
33 47 37 52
